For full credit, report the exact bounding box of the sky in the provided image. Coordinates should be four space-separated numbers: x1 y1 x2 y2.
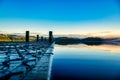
0 0 120 37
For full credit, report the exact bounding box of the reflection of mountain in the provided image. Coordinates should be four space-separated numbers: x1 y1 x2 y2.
55 37 104 45
55 37 81 45
81 37 103 45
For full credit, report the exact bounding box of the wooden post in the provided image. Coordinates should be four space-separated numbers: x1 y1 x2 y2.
37 35 39 42
44 37 46 41
41 36 43 42
26 31 29 42
49 31 53 43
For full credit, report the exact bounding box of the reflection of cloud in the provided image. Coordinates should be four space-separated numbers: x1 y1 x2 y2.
86 44 120 53
57 44 120 53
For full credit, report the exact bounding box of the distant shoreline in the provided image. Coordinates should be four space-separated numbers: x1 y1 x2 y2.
55 37 120 46
0 34 120 46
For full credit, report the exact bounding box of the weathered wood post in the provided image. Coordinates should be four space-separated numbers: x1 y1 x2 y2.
41 36 43 42
44 37 46 41
26 31 29 42
49 31 53 43
37 35 39 42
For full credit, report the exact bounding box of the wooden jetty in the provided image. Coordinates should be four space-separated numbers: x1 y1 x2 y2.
0 31 54 80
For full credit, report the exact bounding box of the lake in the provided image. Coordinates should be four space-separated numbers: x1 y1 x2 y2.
51 44 120 80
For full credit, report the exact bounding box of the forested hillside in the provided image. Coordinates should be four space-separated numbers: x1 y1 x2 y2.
0 34 36 42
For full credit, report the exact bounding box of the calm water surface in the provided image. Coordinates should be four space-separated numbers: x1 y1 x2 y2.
51 44 120 80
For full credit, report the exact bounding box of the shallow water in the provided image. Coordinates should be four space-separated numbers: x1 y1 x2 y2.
51 44 120 80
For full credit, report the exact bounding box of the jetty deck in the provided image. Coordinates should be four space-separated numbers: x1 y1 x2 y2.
0 42 54 80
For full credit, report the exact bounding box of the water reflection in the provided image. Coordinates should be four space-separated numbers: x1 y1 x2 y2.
56 43 120 53
51 44 120 80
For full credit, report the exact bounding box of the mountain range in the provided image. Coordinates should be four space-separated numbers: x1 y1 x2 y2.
0 33 120 43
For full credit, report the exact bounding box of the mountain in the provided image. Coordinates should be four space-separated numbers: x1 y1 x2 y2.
55 37 81 45
0 32 120 43
104 38 120 42
0 34 36 42
9 32 45 36
0 34 11 42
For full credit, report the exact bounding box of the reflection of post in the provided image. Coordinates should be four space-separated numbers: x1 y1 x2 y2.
37 35 39 42
49 31 53 43
26 31 29 42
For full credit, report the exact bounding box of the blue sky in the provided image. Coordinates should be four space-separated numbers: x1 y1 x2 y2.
0 0 120 35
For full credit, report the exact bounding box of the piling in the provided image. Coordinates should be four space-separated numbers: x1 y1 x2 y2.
36 35 39 42
25 31 29 42
44 37 47 41
49 31 53 43
41 36 43 42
